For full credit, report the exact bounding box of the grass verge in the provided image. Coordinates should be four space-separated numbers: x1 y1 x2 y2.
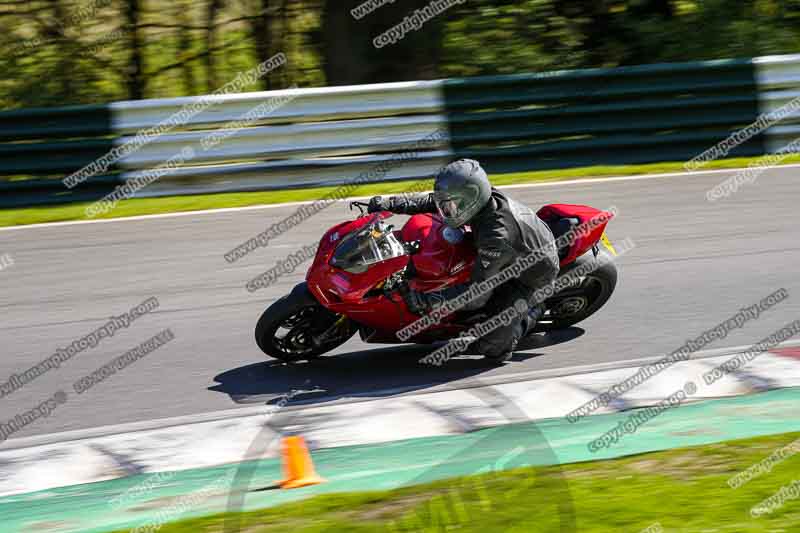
113 431 800 532
3 155 799 229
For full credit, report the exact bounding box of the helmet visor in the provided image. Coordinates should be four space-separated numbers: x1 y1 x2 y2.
433 191 463 219
435 196 459 219
433 187 479 227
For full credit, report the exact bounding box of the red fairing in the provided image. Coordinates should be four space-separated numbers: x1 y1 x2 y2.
306 212 473 338
311 211 392 269
307 212 418 333
401 214 474 292
304 203 613 342
537 204 615 266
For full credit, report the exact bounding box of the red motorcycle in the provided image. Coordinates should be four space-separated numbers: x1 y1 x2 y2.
255 202 618 363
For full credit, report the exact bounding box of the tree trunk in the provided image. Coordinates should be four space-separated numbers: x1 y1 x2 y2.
249 0 277 90
124 0 145 99
179 2 198 94
320 0 444 86
205 0 222 90
649 0 674 19
46 0 76 100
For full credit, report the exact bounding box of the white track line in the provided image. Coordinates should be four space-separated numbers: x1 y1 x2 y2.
2 164 797 233
4 339 799 451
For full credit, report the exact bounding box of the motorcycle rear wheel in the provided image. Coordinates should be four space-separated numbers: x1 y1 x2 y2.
536 250 618 331
255 282 357 362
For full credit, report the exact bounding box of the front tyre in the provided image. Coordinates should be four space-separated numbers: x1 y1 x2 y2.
255 282 357 362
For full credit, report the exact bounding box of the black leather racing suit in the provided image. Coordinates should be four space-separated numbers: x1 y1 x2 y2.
383 188 560 357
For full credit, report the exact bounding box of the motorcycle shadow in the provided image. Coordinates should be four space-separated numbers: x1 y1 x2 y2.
209 327 584 407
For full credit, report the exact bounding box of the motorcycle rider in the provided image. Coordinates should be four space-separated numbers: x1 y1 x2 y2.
367 158 559 363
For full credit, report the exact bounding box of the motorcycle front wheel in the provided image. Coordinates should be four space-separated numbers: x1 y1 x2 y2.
255 282 357 362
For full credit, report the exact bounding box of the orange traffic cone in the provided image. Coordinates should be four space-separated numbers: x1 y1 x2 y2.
277 436 326 489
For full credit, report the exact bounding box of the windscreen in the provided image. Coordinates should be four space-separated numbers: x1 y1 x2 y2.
330 227 406 273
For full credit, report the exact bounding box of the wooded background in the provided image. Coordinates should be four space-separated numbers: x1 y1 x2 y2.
2 0 799 108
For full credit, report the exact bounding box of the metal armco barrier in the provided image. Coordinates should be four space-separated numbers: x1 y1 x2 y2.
1 54 799 207
444 58 765 172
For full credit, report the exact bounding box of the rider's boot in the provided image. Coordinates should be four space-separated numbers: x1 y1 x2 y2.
521 303 545 337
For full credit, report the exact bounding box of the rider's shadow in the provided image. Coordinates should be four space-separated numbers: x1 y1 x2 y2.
209 327 584 406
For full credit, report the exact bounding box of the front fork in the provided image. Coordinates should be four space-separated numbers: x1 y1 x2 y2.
310 310 350 348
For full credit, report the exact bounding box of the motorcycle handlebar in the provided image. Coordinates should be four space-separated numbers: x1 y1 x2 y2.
349 201 370 215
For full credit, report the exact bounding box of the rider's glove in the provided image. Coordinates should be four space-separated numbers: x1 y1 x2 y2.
403 289 430 315
403 290 446 315
367 196 390 213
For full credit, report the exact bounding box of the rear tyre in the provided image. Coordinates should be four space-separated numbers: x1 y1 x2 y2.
255 283 357 362
538 250 618 331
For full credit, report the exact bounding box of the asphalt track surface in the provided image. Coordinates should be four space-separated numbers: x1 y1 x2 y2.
1 167 799 441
